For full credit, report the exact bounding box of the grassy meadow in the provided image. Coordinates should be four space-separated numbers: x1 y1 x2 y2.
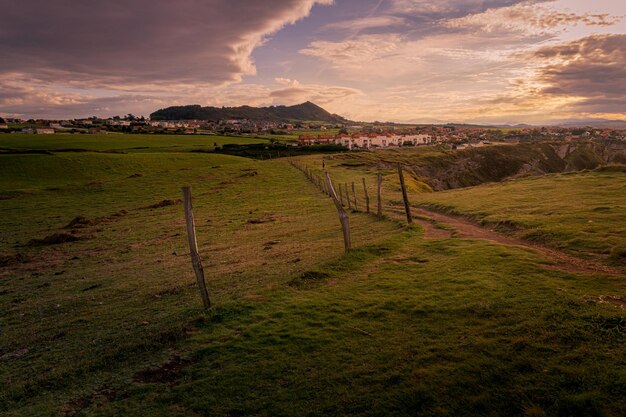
1 136 625 416
417 167 626 268
0 133 266 153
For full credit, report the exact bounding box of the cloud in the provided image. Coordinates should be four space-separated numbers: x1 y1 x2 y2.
299 27 538 83
300 2 578 83
0 86 168 119
323 15 407 31
269 80 361 105
0 0 332 89
443 2 620 35
463 34 626 122
389 0 543 16
300 34 403 70
530 34 626 113
0 73 360 119
0 0 335 118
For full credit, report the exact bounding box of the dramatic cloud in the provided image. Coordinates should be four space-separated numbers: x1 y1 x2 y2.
531 34 626 113
458 34 626 123
0 0 624 122
0 0 332 88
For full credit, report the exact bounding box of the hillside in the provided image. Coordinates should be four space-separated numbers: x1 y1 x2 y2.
336 141 626 190
150 101 349 123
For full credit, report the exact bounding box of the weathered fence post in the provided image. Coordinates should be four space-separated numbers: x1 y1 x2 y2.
362 178 370 213
397 164 413 224
351 182 358 211
377 173 383 217
345 183 352 210
324 173 351 252
339 183 345 206
182 186 211 309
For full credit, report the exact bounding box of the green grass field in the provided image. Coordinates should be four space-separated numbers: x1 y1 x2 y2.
1 137 625 416
0 133 266 153
417 167 626 268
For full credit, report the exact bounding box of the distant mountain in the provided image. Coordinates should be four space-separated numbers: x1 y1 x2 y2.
489 119 626 129
494 123 536 129
150 101 348 123
552 119 626 129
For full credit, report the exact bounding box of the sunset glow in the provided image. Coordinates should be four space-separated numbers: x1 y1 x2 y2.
1 0 625 124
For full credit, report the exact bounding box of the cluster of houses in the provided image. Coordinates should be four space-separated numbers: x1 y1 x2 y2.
298 133 434 149
14 127 56 134
2 115 625 147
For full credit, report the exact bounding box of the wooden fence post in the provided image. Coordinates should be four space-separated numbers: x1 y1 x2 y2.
339 183 345 206
351 182 358 211
345 183 352 210
362 178 370 214
377 173 383 217
397 164 412 224
182 186 211 309
324 173 351 252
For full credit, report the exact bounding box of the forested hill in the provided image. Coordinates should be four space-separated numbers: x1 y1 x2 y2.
150 101 349 123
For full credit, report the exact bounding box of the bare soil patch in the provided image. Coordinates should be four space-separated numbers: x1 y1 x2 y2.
0 252 29 267
63 216 98 229
63 385 118 416
238 169 259 177
142 199 182 209
133 355 194 384
290 271 331 288
247 214 277 224
414 218 454 239
27 233 84 247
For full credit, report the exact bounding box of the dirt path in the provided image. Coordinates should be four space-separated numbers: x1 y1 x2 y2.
412 217 454 239
414 208 624 276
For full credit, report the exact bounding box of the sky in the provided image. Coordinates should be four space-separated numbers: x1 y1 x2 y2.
0 0 625 124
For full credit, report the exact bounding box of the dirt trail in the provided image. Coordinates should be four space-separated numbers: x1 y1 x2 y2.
414 208 624 276
412 217 454 239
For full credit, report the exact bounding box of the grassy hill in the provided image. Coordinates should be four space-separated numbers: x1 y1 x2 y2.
332 141 626 190
150 101 348 123
1 137 625 416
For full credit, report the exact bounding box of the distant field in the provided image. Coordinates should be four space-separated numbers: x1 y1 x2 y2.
2 139 626 416
263 128 342 141
0 133 266 153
